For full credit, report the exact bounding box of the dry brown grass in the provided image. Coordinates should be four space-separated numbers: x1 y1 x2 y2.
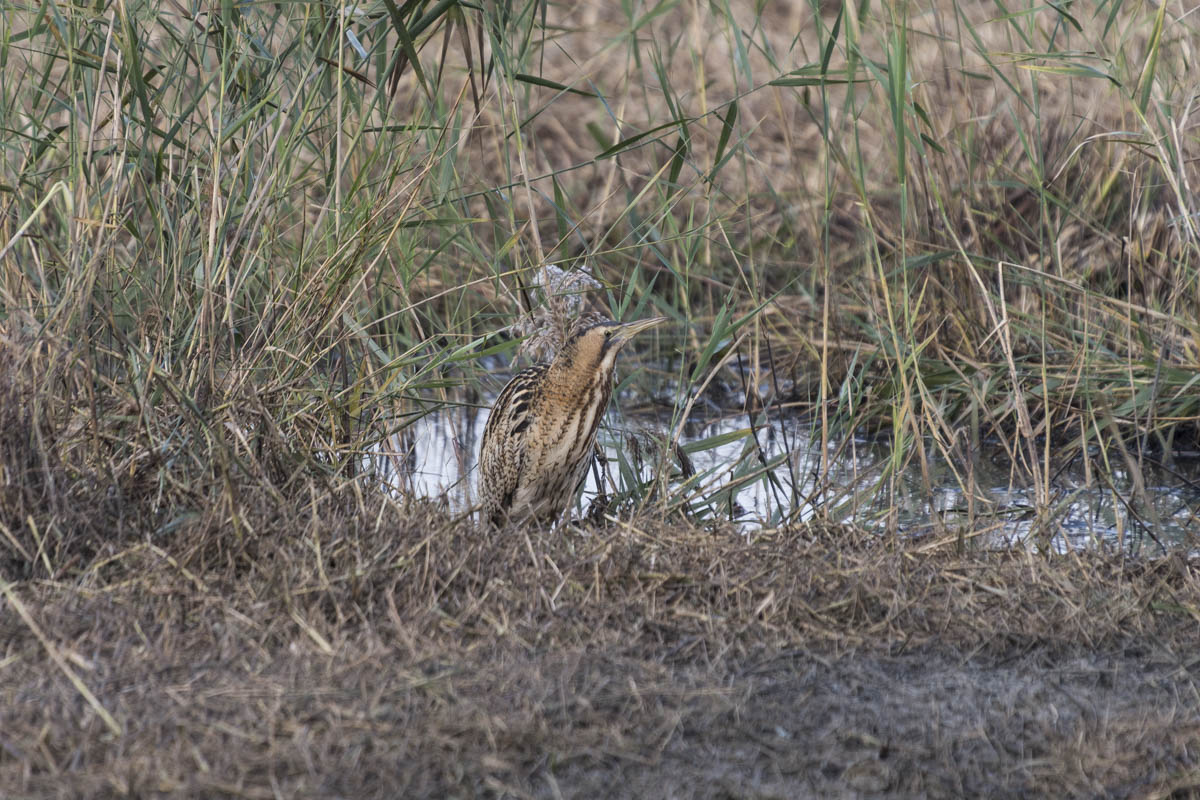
4 261 1200 796
4 471 1200 798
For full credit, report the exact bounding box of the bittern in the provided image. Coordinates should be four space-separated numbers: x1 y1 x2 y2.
480 315 667 528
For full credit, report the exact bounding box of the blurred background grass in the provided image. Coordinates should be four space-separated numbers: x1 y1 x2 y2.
1 0 1198 563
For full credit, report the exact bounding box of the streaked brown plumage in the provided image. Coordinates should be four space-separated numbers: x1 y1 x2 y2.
480 316 667 528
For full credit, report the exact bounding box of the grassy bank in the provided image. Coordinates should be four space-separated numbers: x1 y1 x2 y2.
4 499 1200 797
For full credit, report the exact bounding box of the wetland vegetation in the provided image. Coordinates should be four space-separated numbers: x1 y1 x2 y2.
2 0 1200 795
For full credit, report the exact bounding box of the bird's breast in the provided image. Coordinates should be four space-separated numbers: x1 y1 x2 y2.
530 376 612 473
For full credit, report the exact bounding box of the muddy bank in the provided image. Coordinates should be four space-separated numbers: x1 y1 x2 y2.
3 505 1199 798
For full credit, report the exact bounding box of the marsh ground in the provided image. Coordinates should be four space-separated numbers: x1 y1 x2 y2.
4 500 1200 799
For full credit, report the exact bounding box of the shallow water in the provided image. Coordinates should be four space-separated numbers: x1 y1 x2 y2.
372 402 1200 552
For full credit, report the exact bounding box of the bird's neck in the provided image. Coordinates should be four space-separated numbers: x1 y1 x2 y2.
547 349 616 401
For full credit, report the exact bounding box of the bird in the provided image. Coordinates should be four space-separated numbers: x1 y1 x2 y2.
479 315 667 528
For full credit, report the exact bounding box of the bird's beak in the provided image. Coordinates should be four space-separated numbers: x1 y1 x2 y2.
611 316 668 345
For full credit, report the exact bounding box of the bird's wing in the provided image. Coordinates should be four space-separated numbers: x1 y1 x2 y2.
481 364 547 519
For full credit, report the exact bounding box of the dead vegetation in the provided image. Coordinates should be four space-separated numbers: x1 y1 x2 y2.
2 317 1198 796
4 456 1200 798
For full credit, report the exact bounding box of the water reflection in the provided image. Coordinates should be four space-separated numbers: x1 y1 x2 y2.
371 404 1200 551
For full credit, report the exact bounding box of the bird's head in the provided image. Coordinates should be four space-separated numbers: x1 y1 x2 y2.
559 316 668 377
